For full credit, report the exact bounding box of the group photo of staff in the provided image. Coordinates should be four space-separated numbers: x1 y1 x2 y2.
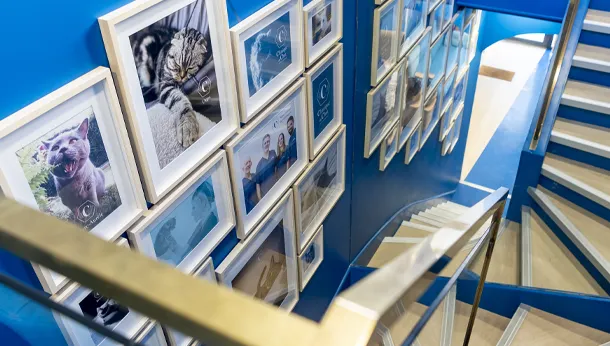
237 103 299 214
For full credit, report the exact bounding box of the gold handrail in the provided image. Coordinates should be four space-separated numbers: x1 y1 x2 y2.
530 0 580 150
0 187 508 346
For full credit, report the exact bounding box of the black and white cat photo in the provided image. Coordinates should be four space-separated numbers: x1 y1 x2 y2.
129 0 221 169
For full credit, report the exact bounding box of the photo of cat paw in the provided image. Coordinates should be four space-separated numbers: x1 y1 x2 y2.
176 112 200 148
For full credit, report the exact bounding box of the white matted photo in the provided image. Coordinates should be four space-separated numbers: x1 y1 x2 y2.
303 0 343 67
226 79 308 239
0 68 146 294
305 44 343 160
439 99 454 141
398 0 428 57
449 103 464 153
446 13 461 75
442 120 455 156
405 121 422 164
420 82 443 149
453 68 468 114
99 0 239 203
128 150 235 275
165 257 216 346
442 66 457 114
379 124 399 171
133 321 168 346
216 191 299 311
398 28 430 149
371 0 400 86
427 25 450 100
459 20 472 73
293 125 345 252
230 0 305 122
364 60 405 158
298 226 324 291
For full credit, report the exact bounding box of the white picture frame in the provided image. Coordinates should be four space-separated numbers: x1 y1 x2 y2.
446 13 461 75
426 24 450 100
443 0 455 29
439 98 454 142
449 102 464 153
428 0 442 14
398 28 431 150
303 0 343 67
51 239 148 346
133 321 168 346
420 82 443 149
404 121 422 164
226 79 308 239
371 0 400 86
364 60 405 158
0 68 146 294
128 150 235 275
468 10 482 64
99 0 240 203
305 44 344 160
298 226 324 291
165 257 216 346
442 66 457 114
453 68 468 114
442 120 455 156
230 0 305 123
398 0 428 58
429 0 445 42
459 20 473 74
216 191 299 311
379 124 399 171
293 125 346 252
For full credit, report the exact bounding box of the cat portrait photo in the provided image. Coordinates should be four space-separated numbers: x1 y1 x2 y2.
372 0 398 85
216 191 298 310
244 13 293 98
312 3 332 45
399 0 426 56
15 108 122 230
79 291 130 345
294 126 345 251
128 0 220 169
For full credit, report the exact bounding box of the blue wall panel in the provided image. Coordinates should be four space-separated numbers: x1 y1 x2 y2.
456 0 568 22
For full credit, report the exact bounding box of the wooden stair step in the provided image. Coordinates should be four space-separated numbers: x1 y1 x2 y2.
367 238 421 268
451 301 509 346
551 118 610 159
584 9 610 34
562 80 610 115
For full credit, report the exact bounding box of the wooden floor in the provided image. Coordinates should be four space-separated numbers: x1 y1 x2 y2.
529 209 607 296
367 241 418 268
471 221 519 285
544 154 610 197
451 301 509 346
511 307 610 345
384 302 443 345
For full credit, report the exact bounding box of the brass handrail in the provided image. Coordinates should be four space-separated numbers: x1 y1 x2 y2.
0 187 508 346
530 0 579 150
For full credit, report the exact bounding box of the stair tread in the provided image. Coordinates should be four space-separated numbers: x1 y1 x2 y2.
451 301 509 346
537 186 610 267
511 306 610 345
563 80 610 113
543 153 610 201
431 206 461 217
470 221 519 285
426 207 460 219
527 208 606 295
395 225 435 238
388 301 443 345
573 44 610 73
553 118 610 147
436 202 468 214
420 211 453 222
584 9 610 34
367 241 419 268
410 214 445 227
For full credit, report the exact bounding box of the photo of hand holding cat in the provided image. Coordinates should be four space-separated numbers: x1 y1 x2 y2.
16 109 122 230
129 0 221 169
312 4 332 45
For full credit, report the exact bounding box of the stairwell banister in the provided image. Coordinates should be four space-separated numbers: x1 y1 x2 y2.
0 188 508 346
530 0 580 150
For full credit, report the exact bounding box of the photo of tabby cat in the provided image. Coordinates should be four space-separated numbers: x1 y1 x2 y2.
16 108 122 230
312 3 332 45
128 0 220 169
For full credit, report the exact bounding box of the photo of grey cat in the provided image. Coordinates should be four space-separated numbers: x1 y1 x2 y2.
129 0 221 169
16 108 122 230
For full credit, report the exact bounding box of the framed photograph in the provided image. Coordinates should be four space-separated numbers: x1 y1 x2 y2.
442 120 455 156
303 0 343 67
230 0 305 122
371 0 400 86
429 0 444 42
445 13 460 75
453 68 468 114
449 103 464 153
165 257 216 346
298 226 324 291
216 191 299 311
133 322 168 346
226 79 308 239
398 28 431 149
0 68 146 293
52 240 147 346
404 121 422 164
443 0 455 28
468 11 482 64
398 0 428 57
99 0 240 203
439 99 454 142
459 21 472 73
420 82 443 149
364 60 405 158
128 150 235 275
293 125 345 252
442 66 457 114
305 44 344 160
428 0 443 14
426 25 450 100
379 124 399 171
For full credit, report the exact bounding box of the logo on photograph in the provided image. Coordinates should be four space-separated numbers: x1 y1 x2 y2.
77 200 97 223
317 78 330 105
199 76 212 97
276 26 288 47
